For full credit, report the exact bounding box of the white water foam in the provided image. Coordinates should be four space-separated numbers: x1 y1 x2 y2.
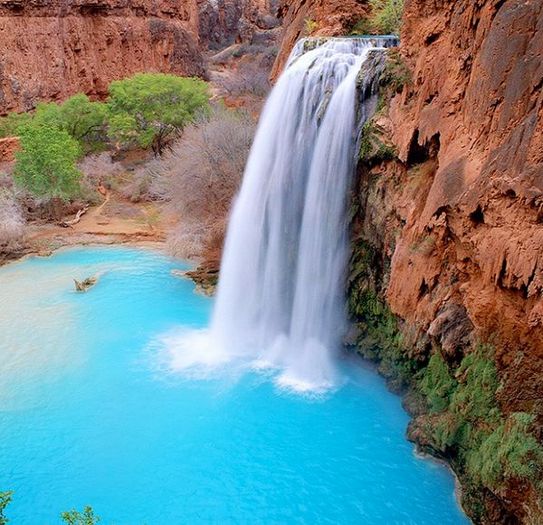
164 38 395 393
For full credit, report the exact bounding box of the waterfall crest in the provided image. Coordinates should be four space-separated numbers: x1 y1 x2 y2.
208 38 395 392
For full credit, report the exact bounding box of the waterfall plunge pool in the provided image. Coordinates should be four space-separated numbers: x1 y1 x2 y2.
0 246 468 524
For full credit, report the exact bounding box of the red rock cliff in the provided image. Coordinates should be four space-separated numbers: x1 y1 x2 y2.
387 0 543 401
344 0 542 521
198 0 279 50
272 0 542 520
0 0 206 114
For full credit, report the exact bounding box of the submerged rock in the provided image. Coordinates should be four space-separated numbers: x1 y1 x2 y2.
74 276 98 293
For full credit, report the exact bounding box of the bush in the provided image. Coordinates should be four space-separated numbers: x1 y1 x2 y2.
155 106 255 257
120 163 164 203
78 153 124 204
107 73 210 156
219 60 272 98
61 506 100 525
304 17 319 35
0 113 32 138
14 124 82 208
0 495 100 525
78 153 124 188
370 0 403 34
0 189 26 253
351 0 404 35
0 491 13 525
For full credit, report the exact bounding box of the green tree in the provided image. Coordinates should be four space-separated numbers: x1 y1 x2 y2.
61 506 100 525
14 124 82 213
107 73 210 155
34 94 108 151
0 112 32 138
0 491 13 525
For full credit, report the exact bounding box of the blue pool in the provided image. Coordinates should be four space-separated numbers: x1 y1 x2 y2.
0 247 468 524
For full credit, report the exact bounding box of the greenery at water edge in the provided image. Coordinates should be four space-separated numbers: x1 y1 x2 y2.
348 239 543 516
0 493 99 525
417 348 543 492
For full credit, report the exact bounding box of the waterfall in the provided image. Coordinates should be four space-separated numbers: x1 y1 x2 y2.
207 37 396 392
161 37 396 391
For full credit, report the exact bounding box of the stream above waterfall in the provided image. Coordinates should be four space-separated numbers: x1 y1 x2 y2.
0 247 468 524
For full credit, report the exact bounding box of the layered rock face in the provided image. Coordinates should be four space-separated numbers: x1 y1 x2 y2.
271 0 368 79
0 0 205 114
346 0 543 522
390 0 543 422
387 0 543 361
198 0 280 50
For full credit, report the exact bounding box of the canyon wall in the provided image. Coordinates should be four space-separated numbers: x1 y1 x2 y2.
346 0 542 522
0 0 206 114
198 0 279 50
386 0 543 360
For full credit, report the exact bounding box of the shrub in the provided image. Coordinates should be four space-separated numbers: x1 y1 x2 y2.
0 189 26 253
61 506 100 525
156 106 255 257
121 163 163 203
0 491 13 525
351 0 404 35
78 153 123 188
219 60 272 98
0 113 32 138
107 73 210 156
78 153 124 204
369 0 403 34
14 124 82 210
304 17 319 35
0 495 100 525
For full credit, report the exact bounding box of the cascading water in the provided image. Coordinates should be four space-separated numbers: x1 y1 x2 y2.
206 37 397 392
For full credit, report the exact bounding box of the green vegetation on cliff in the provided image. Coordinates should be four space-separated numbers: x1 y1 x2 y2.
348 240 420 392
351 0 404 36
416 348 543 495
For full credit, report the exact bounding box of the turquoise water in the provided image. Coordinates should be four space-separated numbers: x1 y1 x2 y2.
0 247 468 524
